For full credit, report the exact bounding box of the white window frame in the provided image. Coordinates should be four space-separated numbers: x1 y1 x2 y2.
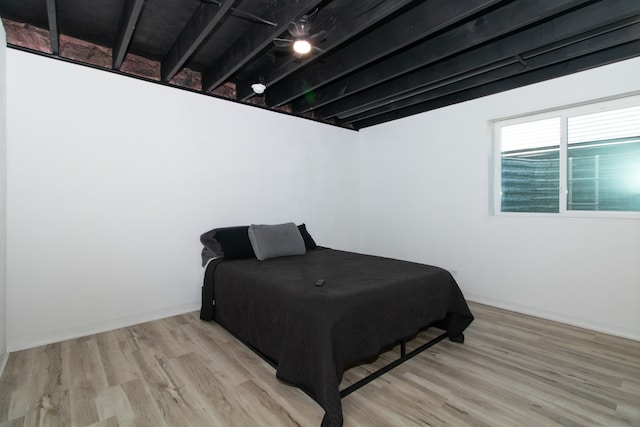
493 94 640 219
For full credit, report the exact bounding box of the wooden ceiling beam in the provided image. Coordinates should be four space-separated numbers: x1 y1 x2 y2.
264 0 504 108
350 35 640 129
315 0 640 120
279 0 590 112
200 0 324 93
234 0 416 102
113 0 145 70
45 0 59 55
343 20 640 124
161 0 237 82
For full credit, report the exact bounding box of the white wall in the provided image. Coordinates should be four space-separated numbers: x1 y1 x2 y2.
0 22 8 369
358 57 640 340
6 50 359 351
6 49 640 352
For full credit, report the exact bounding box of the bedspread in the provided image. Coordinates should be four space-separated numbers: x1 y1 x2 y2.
200 248 474 426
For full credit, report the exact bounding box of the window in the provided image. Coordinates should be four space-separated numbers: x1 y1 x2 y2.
494 96 640 217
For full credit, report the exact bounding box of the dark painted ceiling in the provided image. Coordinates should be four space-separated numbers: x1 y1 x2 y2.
1 0 639 130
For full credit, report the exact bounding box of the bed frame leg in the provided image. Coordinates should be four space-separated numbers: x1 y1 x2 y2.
449 333 464 343
340 332 448 398
400 339 406 357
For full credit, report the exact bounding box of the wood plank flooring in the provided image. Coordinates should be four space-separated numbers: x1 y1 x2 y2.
1 302 639 426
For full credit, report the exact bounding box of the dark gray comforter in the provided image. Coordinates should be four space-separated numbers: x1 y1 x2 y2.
200 248 474 426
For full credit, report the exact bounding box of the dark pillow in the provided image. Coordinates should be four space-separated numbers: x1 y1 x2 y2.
248 222 306 260
213 226 256 260
298 223 317 249
200 228 225 258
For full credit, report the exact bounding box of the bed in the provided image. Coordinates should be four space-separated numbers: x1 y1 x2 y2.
199 223 474 427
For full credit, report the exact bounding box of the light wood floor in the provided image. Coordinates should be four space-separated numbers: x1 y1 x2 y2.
1 302 639 427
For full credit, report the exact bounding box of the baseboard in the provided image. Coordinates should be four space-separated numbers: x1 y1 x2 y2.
0 352 8 379
8 301 200 352
466 293 640 342
9 295 638 351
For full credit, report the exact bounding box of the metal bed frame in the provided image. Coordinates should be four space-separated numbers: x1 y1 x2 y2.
243 328 463 401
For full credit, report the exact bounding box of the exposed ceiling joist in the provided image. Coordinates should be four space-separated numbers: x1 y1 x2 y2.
235 0 416 101
113 0 145 70
161 0 237 81
45 0 59 55
344 22 640 124
265 0 504 108
316 0 640 120
351 39 640 129
2 0 638 130
289 0 589 114
200 0 324 93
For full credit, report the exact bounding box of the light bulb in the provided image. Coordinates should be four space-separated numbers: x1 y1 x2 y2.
251 83 266 94
293 40 312 55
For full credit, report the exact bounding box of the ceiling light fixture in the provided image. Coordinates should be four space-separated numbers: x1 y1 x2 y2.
251 82 266 94
293 39 312 55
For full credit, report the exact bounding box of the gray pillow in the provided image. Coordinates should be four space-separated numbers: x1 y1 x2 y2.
248 222 306 260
